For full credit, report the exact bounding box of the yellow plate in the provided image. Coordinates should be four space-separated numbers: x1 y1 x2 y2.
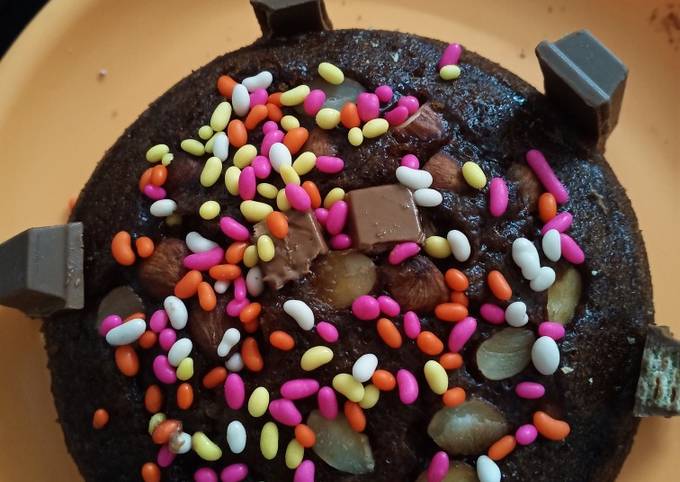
0 0 677 480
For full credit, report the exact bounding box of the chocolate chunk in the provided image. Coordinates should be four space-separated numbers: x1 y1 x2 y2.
535 30 628 147
251 0 332 39
0 223 84 317
96 286 144 324
634 325 680 417
346 185 425 253
254 211 329 289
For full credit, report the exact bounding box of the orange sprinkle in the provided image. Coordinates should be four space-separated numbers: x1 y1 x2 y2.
115 345 139 376
301 181 321 209
488 435 517 461
294 423 316 448
416 331 444 355
209 263 242 281
152 419 181 445
533 411 571 441
138 330 158 350
442 387 466 407
266 102 283 122
174 270 202 299
138 168 153 192
135 236 155 258
92 408 109 429
124 312 145 322
243 319 259 334
217 74 237 98
344 401 366 432
197 281 217 311
266 211 289 239
268 92 283 107
150 165 168 187
450 291 469 306
488 270 512 301
538 192 557 223
371 369 396 391
439 352 463 370
283 127 309 154
176 383 194 410
245 104 269 130
340 102 361 128
445 268 469 291
269 330 295 351
227 119 248 147
202 367 227 389
239 302 262 324
434 302 468 322
111 231 136 266
241 337 264 372
376 318 402 349
226 242 248 264
144 385 163 413
141 462 161 482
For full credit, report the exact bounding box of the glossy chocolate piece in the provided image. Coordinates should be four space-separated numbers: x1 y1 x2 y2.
536 30 628 148
635 325 680 417
0 223 84 317
250 0 332 39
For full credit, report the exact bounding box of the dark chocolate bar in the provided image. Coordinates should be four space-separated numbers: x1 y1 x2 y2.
250 0 332 39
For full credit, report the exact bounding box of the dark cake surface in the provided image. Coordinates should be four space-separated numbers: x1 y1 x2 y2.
43 29 653 481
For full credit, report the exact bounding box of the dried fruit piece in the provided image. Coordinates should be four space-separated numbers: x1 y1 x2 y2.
416 461 479 482
138 238 188 299
381 256 448 313
507 163 542 210
312 251 376 309
423 151 464 191
476 328 535 380
547 265 582 324
307 410 375 475
428 399 509 455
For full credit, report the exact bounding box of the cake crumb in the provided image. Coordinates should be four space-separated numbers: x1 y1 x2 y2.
588 377 593 384
627 336 637 345
561 366 574 374
98 68 108 80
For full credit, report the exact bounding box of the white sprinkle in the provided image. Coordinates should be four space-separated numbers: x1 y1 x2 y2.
395 166 433 190
214 280 230 294
446 229 471 262
413 188 443 207
226 420 247 454
226 352 244 372
169 431 192 454
168 338 193 366
246 266 264 297
150 199 177 217
529 266 556 292
505 301 528 327
231 83 250 117
283 299 315 331
531 336 560 375
186 231 218 253
105 318 146 346
512 237 540 280
542 229 561 262
242 71 273 92
269 142 292 173
476 455 501 482
163 296 188 330
217 328 241 358
212 132 229 162
352 353 378 383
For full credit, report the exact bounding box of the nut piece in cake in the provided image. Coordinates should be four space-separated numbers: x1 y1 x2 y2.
381 255 448 313
423 151 464 191
137 238 188 299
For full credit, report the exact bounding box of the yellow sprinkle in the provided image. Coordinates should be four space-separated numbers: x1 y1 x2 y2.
199 201 221 220
276 189 291 211
359 384 380 409
192 432 222 461
243 245 259 268
204 133 217 154
280 85 310 106
348 127 364 146
462 161 487 189
318 62 345 85
260 422 279 460
210 101 232 132
424 360 449 395
248 386 270 418
146 144 169 163
280 164 301 185
176 357 194 381
233 144 258 169
257 235 275 262
198 125 214 140
315 108 341 130
148 413 166 435
285 439 304 469
165 213 182 226
240 200 273 222
440 64 461 80
280 115 300 131
424 235 452 258
292 152 317 175
161 152 174 166
323 187 346 208
300 346 334 371
332 373 365 402
362 118 389 139
257 183 278 199
225 166 241 196
180 139 205 156
200 157 223 187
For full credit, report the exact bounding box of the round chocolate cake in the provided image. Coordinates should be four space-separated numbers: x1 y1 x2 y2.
43 18 652 482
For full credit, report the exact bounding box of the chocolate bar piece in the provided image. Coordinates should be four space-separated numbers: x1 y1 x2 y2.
634 325 680 417
346 184 425 253
254 211 328 289
250 0 332 39
96 286 144 324
0 223 84 317
535 30 628 147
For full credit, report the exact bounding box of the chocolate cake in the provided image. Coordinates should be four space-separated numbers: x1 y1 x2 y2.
19 3 655 482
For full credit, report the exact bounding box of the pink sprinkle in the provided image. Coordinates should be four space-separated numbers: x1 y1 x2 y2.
149 310 168 333
427 451 450 482
304 89 326 116
233 276 247 300
238 166 256 200
157 444 176 468
261 130 285 156
356 92 380 121
224 373 245 410
249 88 268 107
326 201 348 235
98 315 122 336
397 95 419 115
285 184 312 211
438 43 463 69
269 399 303 426
480 303 506 324
281 379 321 400
293 460 315 482
262 121 278 135
351 295 380 320
538 321 566 340
226 297 249 317
400 154 420 169
388 241 421 265
317 386 338 420
403 311 421 339
489 177 509 217
330 234 351 250
194 467 218 482
153 355 177 384
158 328 177 351
220 464 248 482
378 295 401 317
448 316 477 352
316 321 339 343
375 85 393 103
560 233 585 264
220 216 251 241
316 156 345 174
515 424 538 445
384 106 409 126
397 369 419 404
143 184 167 200
314 208 329 226
526 149 569 204
515 381 545 399
541 211 573 235
184 246 225 271
252 155 272 179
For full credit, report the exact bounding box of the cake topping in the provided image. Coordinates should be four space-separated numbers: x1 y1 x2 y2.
635 325 680 417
